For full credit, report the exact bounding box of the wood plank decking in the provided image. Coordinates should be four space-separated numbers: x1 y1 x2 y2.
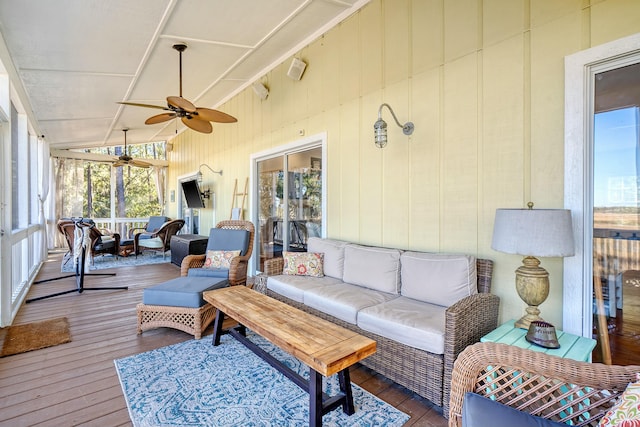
0 252 446 427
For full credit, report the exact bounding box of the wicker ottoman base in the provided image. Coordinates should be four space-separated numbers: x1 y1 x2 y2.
136 302 217 339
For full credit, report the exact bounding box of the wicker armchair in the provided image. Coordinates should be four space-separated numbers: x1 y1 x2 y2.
449 342 640 427
181 220 255 286
134 219 184 258
58 218 120 263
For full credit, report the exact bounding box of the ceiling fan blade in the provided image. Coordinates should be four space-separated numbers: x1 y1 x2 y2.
194 108 238 123
145 113 176 125
182 116 213 134
118 101 168 110
130 159 151 168
113 159 126 167
167 96 196 113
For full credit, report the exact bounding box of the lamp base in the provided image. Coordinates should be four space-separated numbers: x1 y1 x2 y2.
515 306 544 330
514 256 550 330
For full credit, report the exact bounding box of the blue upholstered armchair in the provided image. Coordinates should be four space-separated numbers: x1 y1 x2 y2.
180 220 255 286
129 215 170 240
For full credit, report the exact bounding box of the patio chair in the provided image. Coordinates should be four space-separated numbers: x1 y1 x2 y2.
58 218 121 264
128 215 170 240
181 220 255 286
136 220 254 339
120 215 170 256
134 219 185 259
449 341 640 427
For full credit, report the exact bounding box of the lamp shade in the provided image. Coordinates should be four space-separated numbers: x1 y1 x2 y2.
491 208 575 257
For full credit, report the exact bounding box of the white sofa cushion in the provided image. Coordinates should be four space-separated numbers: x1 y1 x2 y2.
400 252 477 307
303 283 399 324
267 274 342 303
307 237 347 280
357 296 448 354
342 244 402 294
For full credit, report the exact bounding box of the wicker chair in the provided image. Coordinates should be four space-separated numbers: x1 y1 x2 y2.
449 342 640 427
180 220 255 286
134 218 184 259
58 218 121 264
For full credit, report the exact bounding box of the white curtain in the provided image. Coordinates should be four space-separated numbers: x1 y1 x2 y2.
152 166 167 214
51 157 85 248
38 137 50 257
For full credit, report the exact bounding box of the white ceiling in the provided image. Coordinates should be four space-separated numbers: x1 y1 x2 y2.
0 0 369 149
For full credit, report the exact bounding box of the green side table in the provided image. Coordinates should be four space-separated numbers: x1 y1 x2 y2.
481 319 597 362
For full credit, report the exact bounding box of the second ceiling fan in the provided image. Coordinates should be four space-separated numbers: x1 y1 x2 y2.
119 43 237 134
113 128 151 168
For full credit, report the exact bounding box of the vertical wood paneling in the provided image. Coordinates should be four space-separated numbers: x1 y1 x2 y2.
360 1 383 96
483 0 525 47
339 13 361 104
412 0 444 75
529 12 581 207
444 0 479 62
359 92 384 246
381 80 411 249
409 69 441 250
442 53 479 253
338 100 361 241
383 0 411 86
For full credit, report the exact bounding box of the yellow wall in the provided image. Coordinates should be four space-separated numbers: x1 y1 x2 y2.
166 0 640 328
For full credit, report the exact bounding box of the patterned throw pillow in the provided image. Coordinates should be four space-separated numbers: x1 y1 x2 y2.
599 374 640 427
283 252 324 277
203 250 241 269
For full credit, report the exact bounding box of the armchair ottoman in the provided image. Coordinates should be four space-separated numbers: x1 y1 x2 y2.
136 276 228 339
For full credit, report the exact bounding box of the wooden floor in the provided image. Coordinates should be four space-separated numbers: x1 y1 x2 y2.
0 252 447 427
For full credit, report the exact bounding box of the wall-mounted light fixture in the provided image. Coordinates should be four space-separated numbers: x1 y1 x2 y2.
197 164 222 200
374 103 414 148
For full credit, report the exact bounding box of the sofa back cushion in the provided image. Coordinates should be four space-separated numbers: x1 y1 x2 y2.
307 237 347 279
342 244 401 294
401 252 477 307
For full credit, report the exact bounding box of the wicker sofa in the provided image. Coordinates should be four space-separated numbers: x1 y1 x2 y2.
256 237 500 417
449 342 640 426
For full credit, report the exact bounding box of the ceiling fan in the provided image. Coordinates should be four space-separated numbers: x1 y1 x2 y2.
113 128 151 168
118 43 237 134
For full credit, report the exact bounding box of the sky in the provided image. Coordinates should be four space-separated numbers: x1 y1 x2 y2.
593 106 640 208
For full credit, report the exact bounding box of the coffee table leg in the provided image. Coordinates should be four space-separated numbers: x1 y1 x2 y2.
309 368 323 427
338 368 355 415
212 309 225 346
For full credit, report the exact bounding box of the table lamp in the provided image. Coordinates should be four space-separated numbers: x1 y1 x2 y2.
491 203 574 329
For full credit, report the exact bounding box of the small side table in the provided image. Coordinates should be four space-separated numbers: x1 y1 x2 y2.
481 320 596 362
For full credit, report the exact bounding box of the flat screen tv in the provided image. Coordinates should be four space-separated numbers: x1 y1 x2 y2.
181 179 205 208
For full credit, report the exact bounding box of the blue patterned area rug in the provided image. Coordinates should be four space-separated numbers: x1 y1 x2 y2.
114 332 410 427
61 251 170 272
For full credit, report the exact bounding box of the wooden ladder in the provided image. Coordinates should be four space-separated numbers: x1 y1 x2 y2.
230 177 248 219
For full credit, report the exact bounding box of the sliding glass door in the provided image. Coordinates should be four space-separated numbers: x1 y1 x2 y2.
253 137 324 273
592 62 640 364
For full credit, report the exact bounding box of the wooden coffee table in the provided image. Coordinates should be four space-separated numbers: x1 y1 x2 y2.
203 286 376 427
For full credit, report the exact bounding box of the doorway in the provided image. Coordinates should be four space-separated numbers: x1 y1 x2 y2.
251 133 326 274
564 33 640 364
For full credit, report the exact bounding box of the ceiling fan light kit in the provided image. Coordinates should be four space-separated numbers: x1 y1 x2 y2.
118 43 237 134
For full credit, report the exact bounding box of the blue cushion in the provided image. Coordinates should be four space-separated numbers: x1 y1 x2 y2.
146 216 170 233
187 268 230 279
462 393 566 427
206 228 250 255
143 276 228 308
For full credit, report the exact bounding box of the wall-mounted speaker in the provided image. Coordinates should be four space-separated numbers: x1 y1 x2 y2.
252 82 269 100
287 57 307 81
